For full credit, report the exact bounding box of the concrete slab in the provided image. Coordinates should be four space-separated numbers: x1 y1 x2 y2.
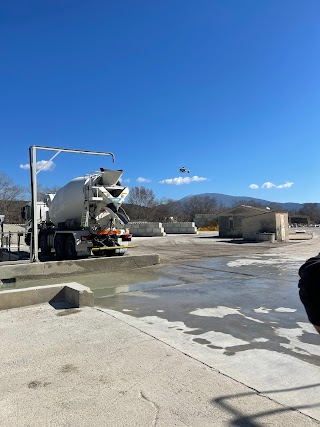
1 232 320 426
0 254 160 281
0 304 318 427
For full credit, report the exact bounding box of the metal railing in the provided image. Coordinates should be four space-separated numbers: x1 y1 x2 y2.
0 231 25 261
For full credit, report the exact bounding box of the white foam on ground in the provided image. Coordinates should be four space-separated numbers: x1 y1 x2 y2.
227 258 287 267
274 325 320 356
274 307 297 313
227 254 305 270
190 306 264 323
252 337 269 343
195 330 249 347
254 307 272 313
190 307 240 318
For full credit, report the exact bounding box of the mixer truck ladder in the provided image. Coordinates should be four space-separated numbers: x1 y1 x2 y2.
81 181 91 228
81 174 104 228
81 206 89 228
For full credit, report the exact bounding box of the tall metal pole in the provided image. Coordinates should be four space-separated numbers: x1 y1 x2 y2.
29 146 39 262
0 215 4 247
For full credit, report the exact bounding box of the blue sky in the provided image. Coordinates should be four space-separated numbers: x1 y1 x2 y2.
1 0 319 203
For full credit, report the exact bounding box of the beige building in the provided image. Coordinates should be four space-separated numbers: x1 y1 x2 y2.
218 205 289 241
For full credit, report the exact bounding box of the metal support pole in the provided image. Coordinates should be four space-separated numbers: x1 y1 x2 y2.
8 232 11 261
18 233 21 258
0 215 4 247
29 146 39 262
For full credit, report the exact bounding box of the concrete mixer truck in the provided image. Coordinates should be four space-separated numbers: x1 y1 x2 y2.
22 168 133 260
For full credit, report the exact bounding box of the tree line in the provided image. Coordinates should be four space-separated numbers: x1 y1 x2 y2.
123 186 320 224
1 171 320 224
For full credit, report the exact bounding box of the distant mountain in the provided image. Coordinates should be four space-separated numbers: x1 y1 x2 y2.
179 193 315 211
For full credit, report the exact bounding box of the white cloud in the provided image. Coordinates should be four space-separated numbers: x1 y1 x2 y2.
20 160 55 172
261 181 294 189
20 164 30 170
261 181 275 189
277 181 294 188
136 177 151 183
122 178 130 183
249 184 259 189
159 175 207 185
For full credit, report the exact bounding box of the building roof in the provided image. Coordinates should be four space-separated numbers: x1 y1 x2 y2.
218 205 274 216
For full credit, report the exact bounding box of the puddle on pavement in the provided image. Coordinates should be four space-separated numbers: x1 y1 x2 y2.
0 265 185 300
0 255 301 304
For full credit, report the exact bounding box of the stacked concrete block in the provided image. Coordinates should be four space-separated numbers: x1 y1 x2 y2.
128 222 166 237
163 222 198 234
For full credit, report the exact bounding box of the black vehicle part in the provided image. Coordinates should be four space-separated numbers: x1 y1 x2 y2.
39 232 51 256
65 235 77 260
54 234 67 260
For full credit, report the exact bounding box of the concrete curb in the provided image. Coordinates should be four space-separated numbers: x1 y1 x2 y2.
0 254 160 281
289 233 313 240
0 282 94 311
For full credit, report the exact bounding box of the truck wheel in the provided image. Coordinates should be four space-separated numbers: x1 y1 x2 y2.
39 234 51 256
66 235 77 260
54 235 66 260
25 231 31 246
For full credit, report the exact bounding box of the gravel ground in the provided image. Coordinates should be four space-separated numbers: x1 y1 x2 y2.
130 230 319 264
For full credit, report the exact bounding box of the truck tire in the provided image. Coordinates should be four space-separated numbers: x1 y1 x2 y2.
66 235 77 260
39 233 51 256
25 231 31 246
54 235 66 260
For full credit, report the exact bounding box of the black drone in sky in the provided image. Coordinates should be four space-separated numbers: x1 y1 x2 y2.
179 166 190 173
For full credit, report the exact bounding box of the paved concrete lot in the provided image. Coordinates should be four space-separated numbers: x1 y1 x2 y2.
1 230 320 425
95 255 320 420
0 304 319 427
95 231 320 421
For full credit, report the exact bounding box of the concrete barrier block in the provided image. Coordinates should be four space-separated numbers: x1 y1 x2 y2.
64 282 94 308
0 285 63 310
0 283 94 311
257 233 275 243
162 222 198 234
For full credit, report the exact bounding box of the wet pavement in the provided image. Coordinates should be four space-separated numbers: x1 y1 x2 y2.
94 255 319 365
2 304 318 427
93 254 320 420
2 231 320 420
4 251 319 369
